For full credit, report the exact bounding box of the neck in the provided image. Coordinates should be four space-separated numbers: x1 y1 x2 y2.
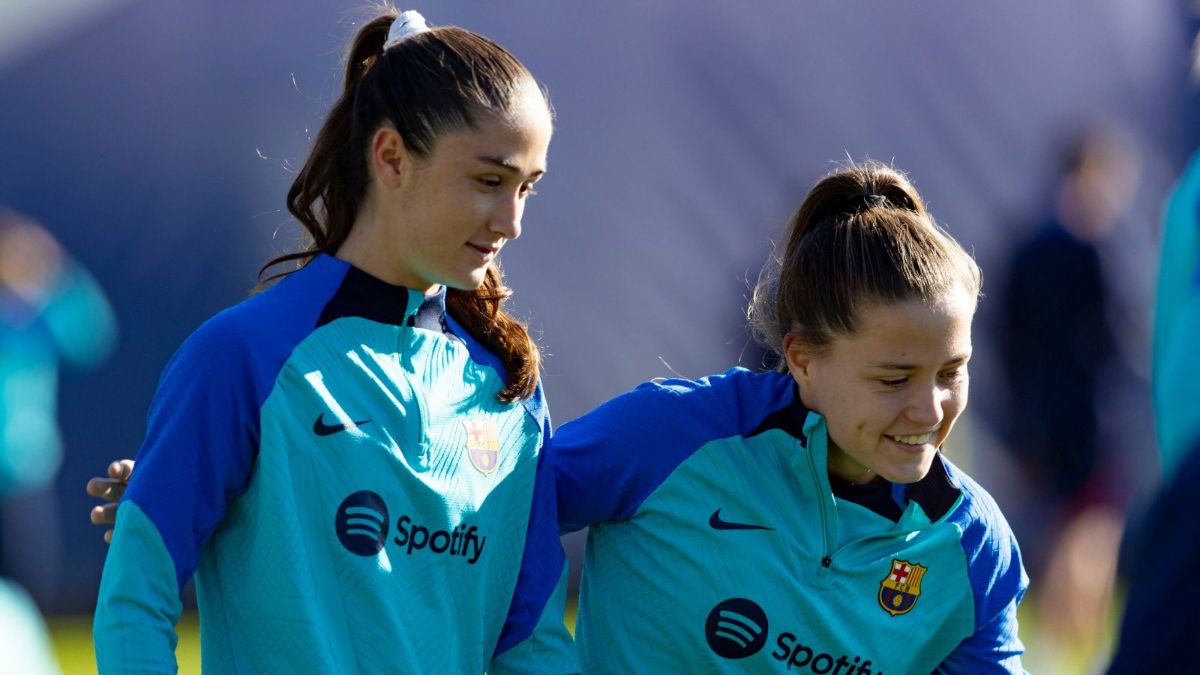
337 203 439 295
825 441 880 485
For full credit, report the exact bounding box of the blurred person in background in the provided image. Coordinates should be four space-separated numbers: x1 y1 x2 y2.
997 129 1140 668
0 208 116 502
0 207 115 675
1105 32 1200 673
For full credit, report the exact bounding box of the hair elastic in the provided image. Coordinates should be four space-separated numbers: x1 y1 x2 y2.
834 193 889 217
383 10 430 51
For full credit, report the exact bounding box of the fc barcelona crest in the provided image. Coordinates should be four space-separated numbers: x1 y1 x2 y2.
878 559 926 617
463 418 501 475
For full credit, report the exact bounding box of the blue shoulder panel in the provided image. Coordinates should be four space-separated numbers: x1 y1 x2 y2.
551 367 795 533
124 255 348 590
941 457 1027 670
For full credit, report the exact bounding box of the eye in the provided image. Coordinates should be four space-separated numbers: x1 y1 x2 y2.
519 182 539 198
477 175 503 190
939 368 966 384
879 377 907 389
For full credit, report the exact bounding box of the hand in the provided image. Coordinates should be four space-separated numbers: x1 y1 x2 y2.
87 460 135 544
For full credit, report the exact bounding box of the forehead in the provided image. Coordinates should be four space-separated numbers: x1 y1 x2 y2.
431 86 552 171
833 291 975 365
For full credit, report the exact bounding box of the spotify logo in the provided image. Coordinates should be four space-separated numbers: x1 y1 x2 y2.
335 490 390 556
705 597 769 659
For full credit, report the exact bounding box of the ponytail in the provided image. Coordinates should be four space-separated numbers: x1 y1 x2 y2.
446 265 540 402
260 15 393 282
748 160 980 364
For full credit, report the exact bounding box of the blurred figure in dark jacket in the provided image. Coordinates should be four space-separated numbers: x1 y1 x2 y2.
999 129 1139 670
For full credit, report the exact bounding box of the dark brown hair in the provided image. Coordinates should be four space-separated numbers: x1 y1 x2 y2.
748 161 981 366
264 9 548 401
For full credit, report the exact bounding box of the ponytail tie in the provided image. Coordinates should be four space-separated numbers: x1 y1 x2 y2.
383 10 430 52
839 193 889 215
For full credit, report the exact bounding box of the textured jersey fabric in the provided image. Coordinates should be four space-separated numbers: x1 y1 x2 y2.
94 254 575 674
553 367 1026 674
1153 147 1200 476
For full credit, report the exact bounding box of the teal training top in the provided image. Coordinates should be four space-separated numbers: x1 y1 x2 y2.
1153 147 1200 475
553 368 1026 674
94 254 576 674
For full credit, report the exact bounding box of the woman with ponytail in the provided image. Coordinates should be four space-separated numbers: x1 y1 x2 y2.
92 8 575 673
553 161 1027 673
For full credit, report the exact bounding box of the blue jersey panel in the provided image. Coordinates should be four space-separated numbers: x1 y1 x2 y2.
124 254 345 589
553 367 795 532
940 459 1027 672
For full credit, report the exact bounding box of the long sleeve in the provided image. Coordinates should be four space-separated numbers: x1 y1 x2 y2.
94 316 260 673
936 479 1028 675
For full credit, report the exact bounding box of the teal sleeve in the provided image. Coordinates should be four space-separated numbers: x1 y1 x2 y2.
1155 293 1200 475
488 564 580 675
933 603 1027 674
1153 149 1200 474
94 501 184 674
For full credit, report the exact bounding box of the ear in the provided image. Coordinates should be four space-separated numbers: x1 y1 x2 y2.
370 126 411 190
783 332 815 392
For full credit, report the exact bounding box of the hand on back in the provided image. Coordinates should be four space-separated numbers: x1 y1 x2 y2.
86 460 134 543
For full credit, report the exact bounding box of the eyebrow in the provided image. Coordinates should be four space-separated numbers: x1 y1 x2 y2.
477 155 545 179
868 354 971 370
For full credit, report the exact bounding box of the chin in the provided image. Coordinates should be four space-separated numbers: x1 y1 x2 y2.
442 271 488 291
879 458 936 485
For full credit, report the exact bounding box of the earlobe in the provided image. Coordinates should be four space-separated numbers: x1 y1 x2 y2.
783 333 813 388
371 127 409 189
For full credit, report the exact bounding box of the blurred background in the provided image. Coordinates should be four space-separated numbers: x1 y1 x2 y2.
1 0 1196 672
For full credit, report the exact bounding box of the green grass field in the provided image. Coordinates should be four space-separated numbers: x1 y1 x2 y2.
49 614 200 674
48 605 579 674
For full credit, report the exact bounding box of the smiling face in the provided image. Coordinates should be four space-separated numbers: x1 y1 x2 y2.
785 286 975 485
363 80 552 293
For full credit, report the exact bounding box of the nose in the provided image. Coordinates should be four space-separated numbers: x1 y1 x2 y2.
905 384 946 429
490 192 524 241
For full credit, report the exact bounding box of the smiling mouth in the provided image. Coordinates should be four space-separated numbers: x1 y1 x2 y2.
887 432 935 447
466 243 499 260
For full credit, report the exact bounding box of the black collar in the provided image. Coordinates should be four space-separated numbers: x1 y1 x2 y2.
316 263 448 335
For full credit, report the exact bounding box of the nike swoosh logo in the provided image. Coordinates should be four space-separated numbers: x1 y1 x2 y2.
313 414 371 437
709 508 774 531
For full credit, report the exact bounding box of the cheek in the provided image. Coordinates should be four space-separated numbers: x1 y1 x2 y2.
940 386 969 432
